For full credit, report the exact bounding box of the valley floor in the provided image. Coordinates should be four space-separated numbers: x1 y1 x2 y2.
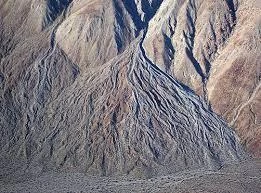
1 159 260 193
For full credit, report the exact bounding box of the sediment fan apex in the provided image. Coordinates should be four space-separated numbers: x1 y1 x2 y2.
0 0 257 179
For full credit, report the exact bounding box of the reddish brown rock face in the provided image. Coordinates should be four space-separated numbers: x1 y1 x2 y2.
0 0 259 181
143 0 261 157
206 2 261 157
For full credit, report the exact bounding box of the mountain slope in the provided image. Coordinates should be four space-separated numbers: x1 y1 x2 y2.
0 0 257 180
142 0 261 156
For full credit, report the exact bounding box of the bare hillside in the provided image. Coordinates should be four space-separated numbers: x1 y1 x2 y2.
0 0 260 192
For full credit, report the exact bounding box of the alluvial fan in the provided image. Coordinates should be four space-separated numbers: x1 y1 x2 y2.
0 0 258 181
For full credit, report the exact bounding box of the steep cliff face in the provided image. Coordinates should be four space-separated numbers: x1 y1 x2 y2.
0 0 258 179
